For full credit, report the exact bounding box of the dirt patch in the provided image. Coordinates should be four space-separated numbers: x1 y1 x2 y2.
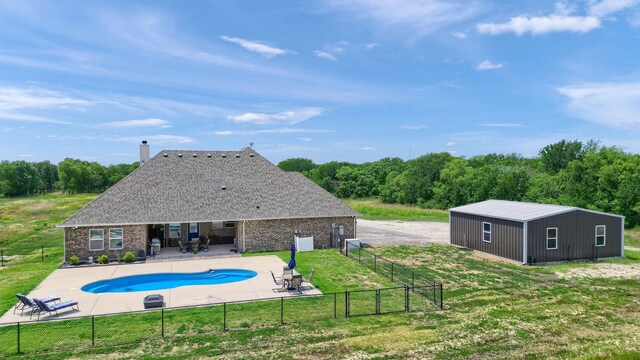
557 263 640 279
357 219 449 247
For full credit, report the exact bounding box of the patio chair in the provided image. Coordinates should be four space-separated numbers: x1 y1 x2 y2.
270 271 284 286
33 298 79 320
14 294 60 317
199 237 210 252
300 269 315 290
178 240 188 253
290 275 303 293
283 266 293 277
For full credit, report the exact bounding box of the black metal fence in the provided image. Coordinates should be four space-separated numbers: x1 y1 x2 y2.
0 245 46 267
343 241 444 309
0 285 436 355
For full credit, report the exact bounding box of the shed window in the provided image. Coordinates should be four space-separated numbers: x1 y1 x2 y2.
224 221 236 228
482 222 491 243
546 227 558 250
595 225 606 247
89 229 104 251
109 228 123 250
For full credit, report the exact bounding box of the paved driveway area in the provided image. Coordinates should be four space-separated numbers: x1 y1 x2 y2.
1 255 319 324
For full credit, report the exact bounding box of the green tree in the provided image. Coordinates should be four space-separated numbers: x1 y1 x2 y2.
539 139 588 174
278 158 316 173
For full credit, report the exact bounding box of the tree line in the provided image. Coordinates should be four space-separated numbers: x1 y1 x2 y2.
278 140 640 227
0 159 139 196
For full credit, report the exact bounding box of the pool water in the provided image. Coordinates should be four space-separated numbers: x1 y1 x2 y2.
81 269 258 293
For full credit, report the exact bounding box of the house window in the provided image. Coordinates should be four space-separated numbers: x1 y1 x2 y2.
224 221 236 228
546 227 558 250
482 222 491 243
212 221 224 229
89 229 104 251
109 228 123 250
595 225 606 247
188 223 198 233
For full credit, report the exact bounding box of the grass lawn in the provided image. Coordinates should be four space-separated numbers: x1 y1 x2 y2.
0 194 96 314
344 199 449 222
1 194 639 359
625 228 640 248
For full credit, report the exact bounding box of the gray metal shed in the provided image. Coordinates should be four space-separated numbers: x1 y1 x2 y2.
449 200 624 264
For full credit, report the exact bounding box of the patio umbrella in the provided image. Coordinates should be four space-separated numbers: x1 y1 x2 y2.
288 242 296 269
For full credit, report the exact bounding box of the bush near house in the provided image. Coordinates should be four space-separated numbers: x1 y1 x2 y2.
122 252 135 263
97 254 109 264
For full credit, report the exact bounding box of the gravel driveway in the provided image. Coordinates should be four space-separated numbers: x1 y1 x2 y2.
356 219 449 247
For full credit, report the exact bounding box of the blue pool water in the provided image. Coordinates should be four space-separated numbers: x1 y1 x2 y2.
81 269 258 293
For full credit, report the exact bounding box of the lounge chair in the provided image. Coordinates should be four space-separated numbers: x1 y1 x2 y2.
178 240 187 253
199 237 210 252
14 294 60 317
33 298 79 320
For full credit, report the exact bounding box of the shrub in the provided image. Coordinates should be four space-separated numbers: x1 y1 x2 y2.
69 256 79 266
97 254 109 264
123 251 135 263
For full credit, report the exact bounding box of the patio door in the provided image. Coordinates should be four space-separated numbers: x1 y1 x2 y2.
188 223 199 240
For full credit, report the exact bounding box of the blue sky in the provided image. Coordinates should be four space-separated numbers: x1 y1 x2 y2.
1 0 639 165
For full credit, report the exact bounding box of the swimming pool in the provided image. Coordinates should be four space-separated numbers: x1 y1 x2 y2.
81 269 258 293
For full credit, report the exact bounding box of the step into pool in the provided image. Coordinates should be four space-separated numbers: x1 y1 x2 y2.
81 269 258 293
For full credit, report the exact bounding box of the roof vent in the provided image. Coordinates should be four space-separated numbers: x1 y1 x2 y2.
192 153 197 158
221 154 226 158
163 153 168 158
235 154 240 158
221 185 227 190
256 205 260 209
206 153 212 158
178 153 183 158
249 153 254 158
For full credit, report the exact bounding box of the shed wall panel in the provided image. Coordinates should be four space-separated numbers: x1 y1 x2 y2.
450 212 523 262
528 210 622 262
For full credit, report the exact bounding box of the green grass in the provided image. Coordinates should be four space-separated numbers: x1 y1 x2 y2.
625 228 640 248
0 194 96 314
344 199 449 222
1 194 639 359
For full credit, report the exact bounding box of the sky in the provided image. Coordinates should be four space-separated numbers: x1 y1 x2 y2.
1 0 640 165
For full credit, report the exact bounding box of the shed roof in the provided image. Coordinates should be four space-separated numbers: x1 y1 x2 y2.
449 200 622 222
59 148 358 227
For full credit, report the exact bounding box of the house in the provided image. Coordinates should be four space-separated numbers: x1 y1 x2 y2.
449 200 624 264
58 142 358 262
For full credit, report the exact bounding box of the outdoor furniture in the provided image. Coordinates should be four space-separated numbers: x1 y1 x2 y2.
199 237 210 252
14 294 60 317
143 294 164 309
33 298 79 320
290 274 303 293
178 240 188 253
271 271 287 292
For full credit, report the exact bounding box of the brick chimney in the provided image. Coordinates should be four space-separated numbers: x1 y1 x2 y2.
140 140 150 166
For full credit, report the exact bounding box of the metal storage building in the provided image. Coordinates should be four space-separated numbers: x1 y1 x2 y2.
449 200 624 264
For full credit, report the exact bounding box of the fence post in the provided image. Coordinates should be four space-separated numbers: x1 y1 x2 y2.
374 255 377 272
440 283 443 310
92 316 95 347
161 309 165 337
334 293 337 319
391 262 394 282
375 290 380 315
405 286 410 312
17 322 20 354
433 281 436 305
345 291 349 318
411 272 415 292
280 297 284 325
1 249 4 267
358 247 361 263
41 245 44 262
223 303 227 331
345 243 349 258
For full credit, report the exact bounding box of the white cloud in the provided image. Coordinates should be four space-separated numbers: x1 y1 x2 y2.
481 123 525 128
401 124 428 129
446 141 456 146
451 31 467 39
298 137 313 142
213 127 334 136
475 60 504 70
16 153 35 157
97 118 172 129
358 147 376 151
364 42 380 49
313 50 338 61
557 81 640 127
220 36 288 57
109 134 196 144
588 0 640 17
327 0 482 41
0 86 89 124
477 15 601 35
631 12 640 26
227 108 323 125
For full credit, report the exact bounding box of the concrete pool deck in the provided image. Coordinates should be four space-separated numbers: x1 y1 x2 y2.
0 255 320 324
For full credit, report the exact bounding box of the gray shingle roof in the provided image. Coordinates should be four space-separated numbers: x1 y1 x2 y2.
449 199 622 222
59 148 358 227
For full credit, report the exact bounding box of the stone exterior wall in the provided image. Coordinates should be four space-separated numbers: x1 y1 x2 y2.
64 225 147 262
241 216 356 252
